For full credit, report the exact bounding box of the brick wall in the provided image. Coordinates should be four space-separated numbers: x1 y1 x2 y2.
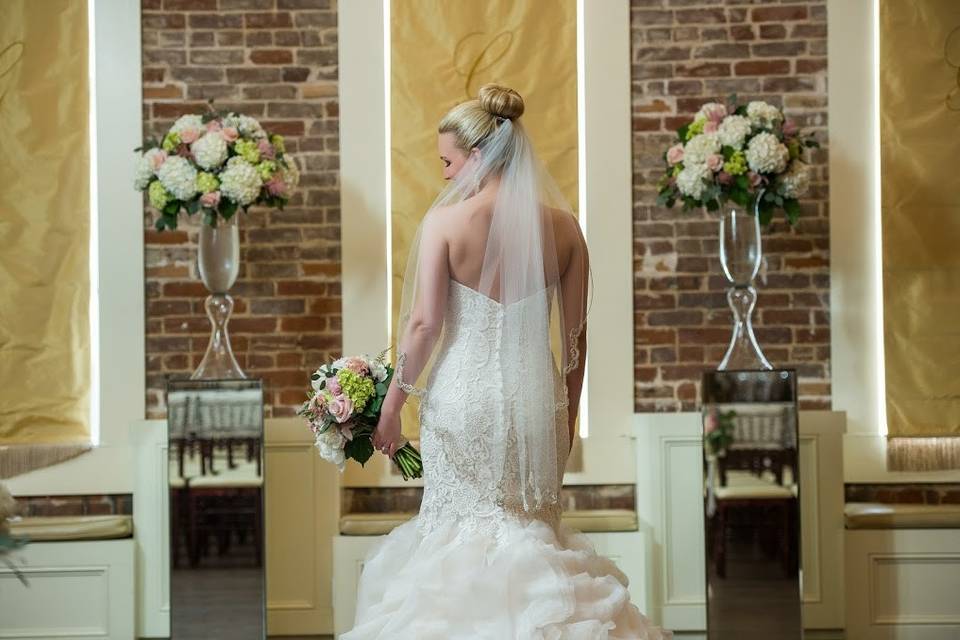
629 0 830 411
141 0 340 418
140 0 829 419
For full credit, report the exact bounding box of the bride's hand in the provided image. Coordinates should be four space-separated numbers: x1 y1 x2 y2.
372 409 402 459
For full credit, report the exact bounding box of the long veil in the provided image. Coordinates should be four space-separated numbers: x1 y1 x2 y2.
394 111 592 514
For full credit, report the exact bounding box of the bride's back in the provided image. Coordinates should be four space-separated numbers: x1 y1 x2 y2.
440 190 580 301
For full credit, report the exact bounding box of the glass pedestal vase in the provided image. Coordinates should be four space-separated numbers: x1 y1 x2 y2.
716 197 773 371
191 214 246 380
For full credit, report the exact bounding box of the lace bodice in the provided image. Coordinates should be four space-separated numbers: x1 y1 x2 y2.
414 279 571 541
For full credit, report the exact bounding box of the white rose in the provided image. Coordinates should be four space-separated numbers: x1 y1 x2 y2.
157 156 198 201
682 133 720 166
676 163 712 200
191 132 229 170
745 132 789 174
717 115 751 150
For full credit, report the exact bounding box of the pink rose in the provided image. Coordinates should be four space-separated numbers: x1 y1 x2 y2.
703 121 719 134
148 149 167 171
258 138 276 160
206 119 222 133
327 377 342 395
265 176 287 197
748 172 766 188
328 394 354 424
343 357 370 376
666 143 684 166
221 127 239 142
717 171 733 185
200 191 221 208
180 127 202 145
782 119 799 137
706 154 724 172
702 103 727 123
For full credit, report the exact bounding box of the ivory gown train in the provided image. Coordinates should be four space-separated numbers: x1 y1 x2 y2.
341 278 673 640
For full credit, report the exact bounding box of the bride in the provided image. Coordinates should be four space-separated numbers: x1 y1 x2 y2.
346 83 672 639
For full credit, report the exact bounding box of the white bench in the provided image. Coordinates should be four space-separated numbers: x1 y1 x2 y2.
332 509 649 637
844 502 960 640
0 515 135 639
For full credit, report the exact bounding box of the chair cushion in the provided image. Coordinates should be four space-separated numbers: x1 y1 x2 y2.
9 514 133 541
338 508 639 536
844 502 960 529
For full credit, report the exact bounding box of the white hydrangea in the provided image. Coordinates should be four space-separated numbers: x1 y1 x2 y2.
191 132 229 170
676 163 712 199
170 114 204 136
745 132 789 174
219 157 263 205
133 148 166 190
314 427 346 471
777 160 812 198
157 156 198 201
280 155 300 192
717 115 752 150
224 113 266 139
682 133 720 166
746 101 784 129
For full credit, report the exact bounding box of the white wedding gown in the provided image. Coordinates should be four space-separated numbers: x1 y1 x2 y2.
341 278 672 639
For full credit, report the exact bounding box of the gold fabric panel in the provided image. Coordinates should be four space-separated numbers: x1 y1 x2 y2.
0 0 92 477
880 1 960 470
390 0 579 440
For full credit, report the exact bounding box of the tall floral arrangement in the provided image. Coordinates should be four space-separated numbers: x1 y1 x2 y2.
657 96 819 225
134 104 300 230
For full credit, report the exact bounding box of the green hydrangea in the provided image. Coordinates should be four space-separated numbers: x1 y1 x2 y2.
336 368 375 412
196 172 219 193
161 132 181 152
723 151 747 176
148 180 171 209
256 160 277 181
672 164 683 177
270 134 285 154
686 118 706 140
235 138 261 164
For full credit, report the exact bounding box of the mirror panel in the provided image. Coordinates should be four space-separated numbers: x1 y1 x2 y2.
166 378 266 640
701 370 801 640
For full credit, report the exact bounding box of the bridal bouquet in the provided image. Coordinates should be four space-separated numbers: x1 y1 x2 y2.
297 350 423 480
656 96 819 225
134 103 299 230
0 483 29 586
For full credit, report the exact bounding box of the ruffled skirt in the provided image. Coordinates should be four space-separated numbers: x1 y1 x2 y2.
340 515 673 640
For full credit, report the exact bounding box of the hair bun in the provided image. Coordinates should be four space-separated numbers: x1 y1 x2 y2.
478 83 525 121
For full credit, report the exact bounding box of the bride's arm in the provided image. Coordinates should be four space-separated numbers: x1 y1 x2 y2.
383 215 450 417
561 218 590 453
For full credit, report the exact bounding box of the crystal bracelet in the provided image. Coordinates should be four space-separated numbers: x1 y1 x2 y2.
395 352 426 397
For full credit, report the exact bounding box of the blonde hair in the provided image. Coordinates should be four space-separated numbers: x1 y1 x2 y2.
438 83 525 153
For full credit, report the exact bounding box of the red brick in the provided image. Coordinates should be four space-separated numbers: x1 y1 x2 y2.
751 6 808 22
251 49 294 64
245 12 294 29
735 59 791 76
